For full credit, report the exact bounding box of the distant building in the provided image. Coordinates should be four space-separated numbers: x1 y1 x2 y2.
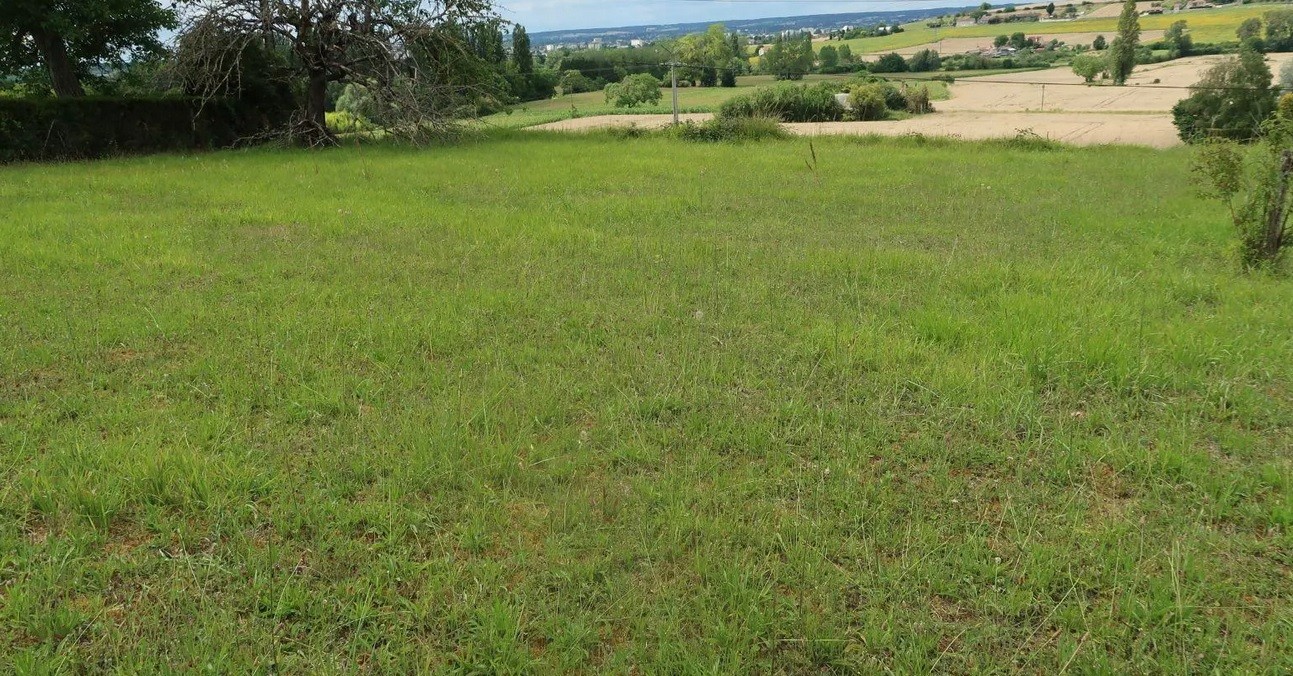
630 39 645 48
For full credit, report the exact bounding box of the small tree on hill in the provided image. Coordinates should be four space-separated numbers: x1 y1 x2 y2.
908 49 941 73
872 52 909 73
1071 53 1106 83
1109 0 1140 84
1172 44 1276 143
604 73 662 107
1237 17 1263 42
994 35 1010 48
1093 34 1107 51
1164 20 1193 58
1265 9 1293 52
819 45 840 70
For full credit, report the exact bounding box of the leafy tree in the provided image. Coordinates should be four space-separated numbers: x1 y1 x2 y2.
604 73 662 107
1164 20 1193 58
819 45 840 70
1172 44 1276 143
1265 9 1293 52
907 49 942 73
848 85 889 121
0 0 177 97
176 0 499 146
1071 53 1105 82
1046 2 1056 16
1009 32 1030 50
760 33 813 80
560 70 596 94
872 52 909 73
1237 17 1263 42
838 44 854 64
1109 0 1140 85
1093 34 1107 51
512 25 533 74
994 35 1010 48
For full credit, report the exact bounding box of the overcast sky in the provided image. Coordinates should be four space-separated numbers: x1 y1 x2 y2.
497 1 951 33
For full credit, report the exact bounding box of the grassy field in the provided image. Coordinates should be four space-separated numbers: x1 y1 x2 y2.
834 3 1284 54
2 132 1292 671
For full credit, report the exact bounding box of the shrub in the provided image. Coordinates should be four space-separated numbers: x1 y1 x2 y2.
1173 45 1277 143
604 73 663 108
872 53 908 73
671 116 788 142
848 85 889 121
903 85 935 114
0 97 269 163
717 82 844 122
907 49 942 73
1192 110 1293 268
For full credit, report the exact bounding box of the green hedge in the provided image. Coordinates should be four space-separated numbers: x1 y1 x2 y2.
0 97 280 163
717 82 844 123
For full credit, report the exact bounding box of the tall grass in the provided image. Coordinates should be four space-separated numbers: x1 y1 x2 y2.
1 133 1291 671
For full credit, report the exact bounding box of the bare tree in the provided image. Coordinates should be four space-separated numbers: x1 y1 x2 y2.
175 0 499 146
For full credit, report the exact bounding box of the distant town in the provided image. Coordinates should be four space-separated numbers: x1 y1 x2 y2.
527 7 967 50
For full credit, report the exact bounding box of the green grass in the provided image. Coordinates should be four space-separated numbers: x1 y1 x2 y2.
835 3 1285 54
2 132 1292 671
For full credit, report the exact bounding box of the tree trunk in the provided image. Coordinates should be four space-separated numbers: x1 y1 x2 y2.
1264 149 1293 260
30 26 85 98
300 71 332 146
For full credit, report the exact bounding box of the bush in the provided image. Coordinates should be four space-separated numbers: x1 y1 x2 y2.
903 85 935 114
907 49 942 73
717 82 844 123
604 73 663 108
848 78 905 110
848 85 889 121
872 53 909 73
0 97 270 163
670 116 788 142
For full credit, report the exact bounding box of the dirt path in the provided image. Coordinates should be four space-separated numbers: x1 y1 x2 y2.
786 112 1180 147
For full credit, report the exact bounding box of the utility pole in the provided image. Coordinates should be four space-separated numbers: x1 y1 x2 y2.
1040 83 1046 112
671 62 680 125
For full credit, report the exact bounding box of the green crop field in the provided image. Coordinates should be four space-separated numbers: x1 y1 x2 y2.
835 3 1286 54
2 132 1291 672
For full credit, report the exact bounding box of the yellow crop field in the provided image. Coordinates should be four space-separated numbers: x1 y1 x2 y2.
831 3 1288 54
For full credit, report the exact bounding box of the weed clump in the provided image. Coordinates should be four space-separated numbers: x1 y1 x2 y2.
669 116 788 142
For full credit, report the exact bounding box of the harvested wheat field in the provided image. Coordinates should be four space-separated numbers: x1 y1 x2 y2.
863 31 1165 58
786 112 1181 147
940 54 1293 113
528 55 1293 147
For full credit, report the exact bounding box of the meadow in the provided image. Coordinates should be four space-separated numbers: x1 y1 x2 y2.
1 131 1291 672
834 3 1279 54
